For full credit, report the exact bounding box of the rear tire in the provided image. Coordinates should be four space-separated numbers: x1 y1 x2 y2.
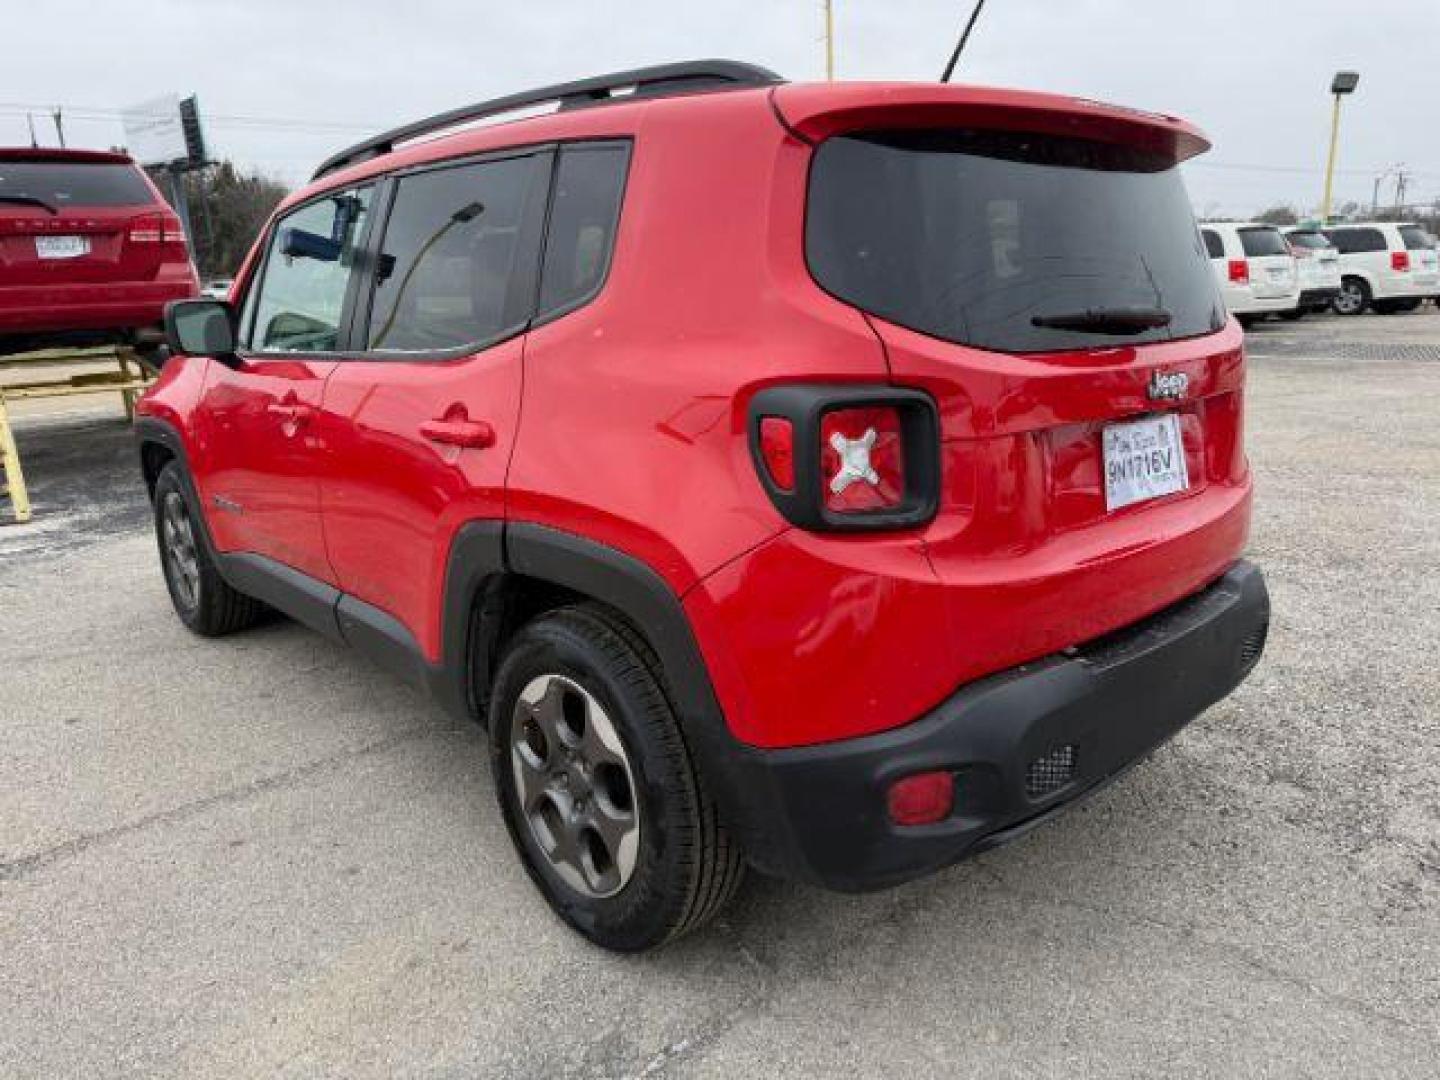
489 604 744 951
1333 277 1370 315
153 463 266 636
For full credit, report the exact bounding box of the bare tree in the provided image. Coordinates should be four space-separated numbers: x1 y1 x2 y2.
177 162 289 279
1254 205 1299 227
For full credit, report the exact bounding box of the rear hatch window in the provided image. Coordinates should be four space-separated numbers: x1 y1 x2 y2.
1399 225 1434 250
1286 230 1333 251
1238 227 1289 257
0 161 152 209
805 129 1224 354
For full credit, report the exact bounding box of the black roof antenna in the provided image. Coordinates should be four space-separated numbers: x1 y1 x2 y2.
940 0 989 83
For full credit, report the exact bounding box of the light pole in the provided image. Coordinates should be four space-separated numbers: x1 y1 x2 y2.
1320 71 1359 224
824 0 835 80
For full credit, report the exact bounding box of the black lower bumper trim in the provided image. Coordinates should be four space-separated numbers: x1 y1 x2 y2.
1299 288 1340 308
723 561 1270 892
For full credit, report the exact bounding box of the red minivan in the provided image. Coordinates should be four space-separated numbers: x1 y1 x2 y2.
0 148 198 357
138 62 1269 951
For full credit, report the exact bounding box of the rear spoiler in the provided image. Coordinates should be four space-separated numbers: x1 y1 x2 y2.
0 148 136 165
772 83 1210 164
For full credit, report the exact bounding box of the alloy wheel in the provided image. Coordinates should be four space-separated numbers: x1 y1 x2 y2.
1334 281 1365 315
510 673 641 898
161 490 201 611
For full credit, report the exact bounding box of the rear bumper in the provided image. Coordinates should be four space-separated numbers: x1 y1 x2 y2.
0 278 195 336
722 560 1269 891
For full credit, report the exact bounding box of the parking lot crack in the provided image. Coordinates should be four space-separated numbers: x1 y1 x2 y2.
0 726 454 885
972 861 1436 1043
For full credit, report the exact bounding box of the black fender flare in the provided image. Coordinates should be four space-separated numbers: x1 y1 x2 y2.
479 523 782 869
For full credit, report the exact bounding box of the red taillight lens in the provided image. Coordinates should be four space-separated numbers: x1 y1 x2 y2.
887 771 954 826
1392 250 1410 272
748 386 938 532
757 416 795 491
1227 259 1250 284
820 406 905 512
129 213 187 249
127 212 164 243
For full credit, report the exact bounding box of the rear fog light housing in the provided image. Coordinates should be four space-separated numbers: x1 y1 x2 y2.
887 771 955 826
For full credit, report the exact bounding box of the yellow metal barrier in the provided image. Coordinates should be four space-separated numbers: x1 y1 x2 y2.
0 346 155 525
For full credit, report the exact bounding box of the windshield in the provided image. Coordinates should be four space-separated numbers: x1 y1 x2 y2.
806 129 1224 354
1287 231 1333 251
1239 228 1289 257
1399 225 1434 251
0 161 152 208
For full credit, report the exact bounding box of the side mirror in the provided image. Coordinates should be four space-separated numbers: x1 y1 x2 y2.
165 299 237 357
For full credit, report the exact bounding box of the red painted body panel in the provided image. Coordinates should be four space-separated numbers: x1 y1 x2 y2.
318 341 524 660
143 79 1255 753
192 357 338 584
506 96 887 595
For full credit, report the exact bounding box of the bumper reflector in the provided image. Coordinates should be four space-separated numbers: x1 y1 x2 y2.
887 770 954 826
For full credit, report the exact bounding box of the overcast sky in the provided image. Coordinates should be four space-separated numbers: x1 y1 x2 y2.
3 0 1436 216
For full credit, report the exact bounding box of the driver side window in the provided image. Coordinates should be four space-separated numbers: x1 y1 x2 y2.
241 186 372 353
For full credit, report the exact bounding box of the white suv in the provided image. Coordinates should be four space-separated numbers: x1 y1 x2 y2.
1201 222 1300 325
1282 227 1342 317
1325 222 1440 315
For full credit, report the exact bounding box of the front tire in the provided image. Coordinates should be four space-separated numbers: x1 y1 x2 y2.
489 605 744 951
153 462 266 636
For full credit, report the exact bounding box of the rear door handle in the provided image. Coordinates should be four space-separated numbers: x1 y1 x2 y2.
267 399 314 429
421 417 496 448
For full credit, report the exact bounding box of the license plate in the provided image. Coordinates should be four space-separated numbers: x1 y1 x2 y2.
35 235 89 259
1103 413 1190 512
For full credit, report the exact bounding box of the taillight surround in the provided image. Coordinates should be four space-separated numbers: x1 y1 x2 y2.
748 384 940 532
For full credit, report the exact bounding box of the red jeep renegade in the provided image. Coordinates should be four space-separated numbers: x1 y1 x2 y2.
1 148 198 358
137 62 1269 951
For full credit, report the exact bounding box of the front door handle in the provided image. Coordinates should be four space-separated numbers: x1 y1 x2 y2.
421 417 495 449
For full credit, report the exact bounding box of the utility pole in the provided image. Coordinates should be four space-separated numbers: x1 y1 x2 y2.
51 107 65 148
26 112 38 148
823 0 835 80
1394 169 1408 212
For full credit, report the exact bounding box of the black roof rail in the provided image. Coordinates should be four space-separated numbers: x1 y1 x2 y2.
311 59 784 181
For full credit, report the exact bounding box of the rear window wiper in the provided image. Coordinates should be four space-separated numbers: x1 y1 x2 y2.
1031 307 1172 334
0 193 60 215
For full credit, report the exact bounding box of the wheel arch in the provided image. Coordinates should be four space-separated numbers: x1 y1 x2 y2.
439 522 770 865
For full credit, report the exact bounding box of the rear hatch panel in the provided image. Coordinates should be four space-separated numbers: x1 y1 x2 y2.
789 84 1251 684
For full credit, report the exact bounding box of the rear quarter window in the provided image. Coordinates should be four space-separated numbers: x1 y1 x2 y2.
1202 229 1224 258
1328 228 1387 254
806 129 1224 354
0 161 152 207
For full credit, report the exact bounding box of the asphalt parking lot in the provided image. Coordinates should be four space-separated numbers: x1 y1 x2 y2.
2 310 1438 1078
